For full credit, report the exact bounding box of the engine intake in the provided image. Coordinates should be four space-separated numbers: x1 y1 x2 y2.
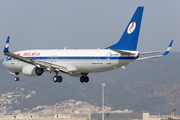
22 65 44 76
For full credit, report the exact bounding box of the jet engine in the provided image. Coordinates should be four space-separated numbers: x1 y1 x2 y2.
22 65 44 76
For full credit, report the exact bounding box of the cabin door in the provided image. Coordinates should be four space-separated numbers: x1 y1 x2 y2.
106 52 111 64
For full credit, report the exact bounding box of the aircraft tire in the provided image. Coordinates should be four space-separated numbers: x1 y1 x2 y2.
80 76 85 83
80 76 89 83
58 76 63 83
14 77 20 81
53 76 58 83
84 76 89 83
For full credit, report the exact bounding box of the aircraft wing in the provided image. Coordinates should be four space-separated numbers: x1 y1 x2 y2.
139 50 167 55
136 40 174 61
32 60 69 73
3 36 69 73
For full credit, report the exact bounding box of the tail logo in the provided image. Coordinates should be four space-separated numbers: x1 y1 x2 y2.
127 22 136 34
167 47 171 51
5 43 9 48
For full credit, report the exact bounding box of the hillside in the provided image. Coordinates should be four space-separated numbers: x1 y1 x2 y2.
0 52 180 115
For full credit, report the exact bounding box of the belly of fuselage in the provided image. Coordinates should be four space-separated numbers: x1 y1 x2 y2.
2 58 134 74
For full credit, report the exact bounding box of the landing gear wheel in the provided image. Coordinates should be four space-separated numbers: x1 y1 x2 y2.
80 76 85 83
58 76 63 83
80 76 89 83
14 77 20 81
53 76 58 83
84 76 89 83
53 76 63 83
14 72 19 81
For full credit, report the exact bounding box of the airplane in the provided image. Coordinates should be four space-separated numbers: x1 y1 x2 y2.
2 6 174 83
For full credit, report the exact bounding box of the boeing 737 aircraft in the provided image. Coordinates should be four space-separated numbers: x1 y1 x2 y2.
2 6 173 83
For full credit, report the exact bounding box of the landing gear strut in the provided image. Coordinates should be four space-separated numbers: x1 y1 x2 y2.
14 72 20 81
80 73 89 83
53 72 63 83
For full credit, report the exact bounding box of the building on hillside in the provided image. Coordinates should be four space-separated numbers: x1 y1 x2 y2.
91 113 162 120
54 114 71 119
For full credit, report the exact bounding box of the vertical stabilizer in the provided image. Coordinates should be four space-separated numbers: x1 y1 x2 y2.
106 6 144 50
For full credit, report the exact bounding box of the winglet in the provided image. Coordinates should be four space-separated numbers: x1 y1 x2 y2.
3 36 10 53
163 40 174 56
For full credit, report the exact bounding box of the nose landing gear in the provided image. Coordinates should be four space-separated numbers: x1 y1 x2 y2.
14 72 20 81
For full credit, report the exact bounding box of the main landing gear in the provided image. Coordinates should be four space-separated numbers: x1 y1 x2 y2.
53 72 63 83
80 73 89 83
14 72 20 81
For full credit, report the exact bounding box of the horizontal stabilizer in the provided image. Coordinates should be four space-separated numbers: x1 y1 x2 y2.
109 49 136 55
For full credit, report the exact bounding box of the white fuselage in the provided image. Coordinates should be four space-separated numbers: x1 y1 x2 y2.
3 49 139 76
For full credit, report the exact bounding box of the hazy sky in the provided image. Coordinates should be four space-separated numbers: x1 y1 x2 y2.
0 0 179 59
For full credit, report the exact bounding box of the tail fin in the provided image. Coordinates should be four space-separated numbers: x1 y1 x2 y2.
106 6 144 51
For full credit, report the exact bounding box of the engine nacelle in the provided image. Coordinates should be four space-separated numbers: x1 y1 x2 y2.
22 65 44 76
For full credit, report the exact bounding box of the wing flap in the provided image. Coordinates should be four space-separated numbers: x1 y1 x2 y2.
34 60 69 73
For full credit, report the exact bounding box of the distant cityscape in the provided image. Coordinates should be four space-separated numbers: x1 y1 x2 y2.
0 87 134 119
